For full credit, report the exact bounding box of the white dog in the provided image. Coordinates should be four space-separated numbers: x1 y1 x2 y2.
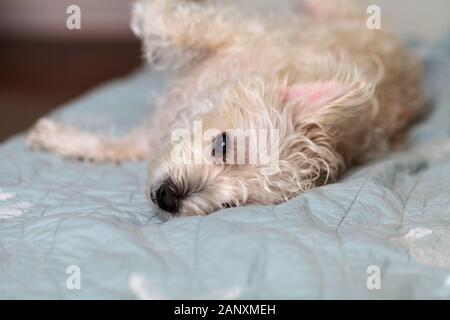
27 0 424 216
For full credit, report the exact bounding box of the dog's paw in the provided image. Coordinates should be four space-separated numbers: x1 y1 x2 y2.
26 118 61 150
133 0 209 68
26 118 105 162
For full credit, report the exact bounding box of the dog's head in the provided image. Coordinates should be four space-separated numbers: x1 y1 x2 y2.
149 73 375 217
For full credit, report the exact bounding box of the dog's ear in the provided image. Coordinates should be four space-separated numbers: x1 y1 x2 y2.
281 80 375 130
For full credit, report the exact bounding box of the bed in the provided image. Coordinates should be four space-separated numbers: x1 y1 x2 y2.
1 35 450 299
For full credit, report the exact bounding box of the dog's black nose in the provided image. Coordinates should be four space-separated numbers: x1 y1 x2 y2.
153 182 180 214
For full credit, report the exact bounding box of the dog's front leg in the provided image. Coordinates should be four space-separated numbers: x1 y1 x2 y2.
26 118 157 164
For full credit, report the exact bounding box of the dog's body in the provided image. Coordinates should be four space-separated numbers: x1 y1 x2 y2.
27 0 424 216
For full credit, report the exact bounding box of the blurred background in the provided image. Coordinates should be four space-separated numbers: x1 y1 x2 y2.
1 0 450 142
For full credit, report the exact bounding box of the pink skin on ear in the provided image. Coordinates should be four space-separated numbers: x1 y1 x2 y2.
282 81 349 110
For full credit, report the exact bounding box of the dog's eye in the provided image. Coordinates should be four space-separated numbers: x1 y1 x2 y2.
212 132 228 163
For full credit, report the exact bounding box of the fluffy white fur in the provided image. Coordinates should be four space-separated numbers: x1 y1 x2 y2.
27 0 424 216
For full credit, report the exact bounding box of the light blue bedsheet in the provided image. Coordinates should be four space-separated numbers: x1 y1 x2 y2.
1 37 450 299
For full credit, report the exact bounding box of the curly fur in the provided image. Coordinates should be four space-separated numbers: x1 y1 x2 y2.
27 0 425 216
